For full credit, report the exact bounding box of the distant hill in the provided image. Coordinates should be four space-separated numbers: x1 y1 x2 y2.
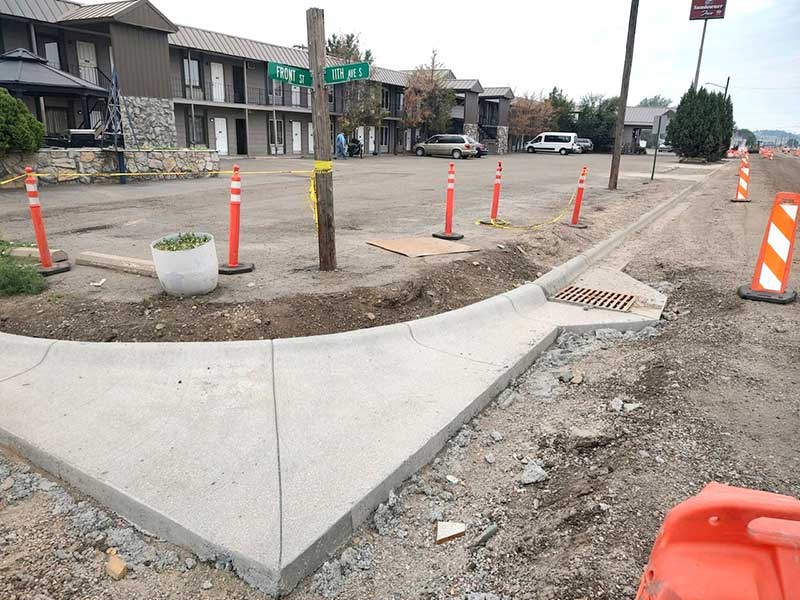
754 129 800 143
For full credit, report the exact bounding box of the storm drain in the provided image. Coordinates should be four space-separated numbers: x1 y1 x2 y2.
553 286 636 312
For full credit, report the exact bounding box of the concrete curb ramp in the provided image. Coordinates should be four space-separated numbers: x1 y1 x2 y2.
0 279 661 594
0 171 723 594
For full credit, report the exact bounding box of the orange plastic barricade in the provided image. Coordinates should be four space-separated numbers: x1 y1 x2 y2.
636 482 800 600
738 192 800 304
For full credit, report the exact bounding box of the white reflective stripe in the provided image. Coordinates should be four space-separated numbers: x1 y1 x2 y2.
447 183 455 190
739 178 748 191
741 167 749 176
737 191 747 200
230 180 242 190
230 195 241 203
767 222 791 260
578 183 585 189
780 204 799 221
758 262 782 292
25 183 37 193
28 198 40 206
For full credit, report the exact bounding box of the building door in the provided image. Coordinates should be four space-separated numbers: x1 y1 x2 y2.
76 41 98 84
291 121 302 153
405 129 412 151
210 62 225 102
214 117 228 155
235 118 247 155
308 122 314 153
356 126 364 148
44 41 60 69
379 125 389 153
367 126 376 154
291 85 300 106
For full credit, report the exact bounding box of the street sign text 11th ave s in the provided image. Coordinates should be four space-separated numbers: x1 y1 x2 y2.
267 62 313 88
324 62 370 85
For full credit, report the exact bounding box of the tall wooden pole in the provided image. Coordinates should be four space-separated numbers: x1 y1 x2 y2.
608 0 640 191
307 7 336 271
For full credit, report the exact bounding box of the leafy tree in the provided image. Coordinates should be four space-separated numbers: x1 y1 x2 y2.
508 92 554 150
0 87 44 156
575 94 619 152
667 86 733 161
548 87 576 131
787 138 799 148
326 33 383 135
638 94 672 107
402 51 456 139
736 128 757 148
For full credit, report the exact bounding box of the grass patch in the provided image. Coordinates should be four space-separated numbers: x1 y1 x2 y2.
0 256 46 296
153 233 211 252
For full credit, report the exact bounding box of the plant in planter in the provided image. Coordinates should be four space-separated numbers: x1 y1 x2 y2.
150 232 218 296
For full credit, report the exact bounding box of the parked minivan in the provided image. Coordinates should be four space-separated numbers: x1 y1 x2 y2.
525 132 580 155
413 134 477 159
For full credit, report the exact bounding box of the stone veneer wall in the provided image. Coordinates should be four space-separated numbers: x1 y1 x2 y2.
122 97 177 149
496 126 509 155
463 123 480 140
0 149 219 186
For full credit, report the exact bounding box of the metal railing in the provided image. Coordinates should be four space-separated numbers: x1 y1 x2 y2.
170 78 245 104
67 64 111 89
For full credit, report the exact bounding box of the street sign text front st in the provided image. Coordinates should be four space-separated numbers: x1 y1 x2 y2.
689 0 727 20
267 62 312 88
324 62 370 85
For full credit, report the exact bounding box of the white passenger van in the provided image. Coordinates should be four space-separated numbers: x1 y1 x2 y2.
525 132 580 155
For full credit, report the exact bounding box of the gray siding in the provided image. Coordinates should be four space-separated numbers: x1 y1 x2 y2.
464 91 479 124
109 23 170 97
248 111 267 154
2 19 31 52
174 104 187 147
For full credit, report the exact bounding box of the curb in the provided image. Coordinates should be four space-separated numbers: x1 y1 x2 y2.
534 162 728 296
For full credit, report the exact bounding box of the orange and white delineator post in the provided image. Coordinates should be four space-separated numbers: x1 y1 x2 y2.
433 162 463 241
732 159 750 202
479 161 505 225
738 192 800 304
567 166 589 228
218 164 254 274
24 167 70 276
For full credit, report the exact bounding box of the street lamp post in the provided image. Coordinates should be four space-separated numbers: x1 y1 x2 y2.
703 77 730 100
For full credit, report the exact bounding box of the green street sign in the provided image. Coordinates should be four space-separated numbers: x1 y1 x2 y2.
324 62 370 85
268 62 313 88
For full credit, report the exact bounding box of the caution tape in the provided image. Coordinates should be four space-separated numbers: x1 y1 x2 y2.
0 168 312 186
476 189 577 231
306 160 334 228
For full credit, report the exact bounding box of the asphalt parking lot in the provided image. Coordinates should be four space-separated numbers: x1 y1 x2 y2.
0 151 705 302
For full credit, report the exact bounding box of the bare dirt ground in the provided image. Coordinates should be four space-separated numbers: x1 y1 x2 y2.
0 154 713 342
2 154 798 600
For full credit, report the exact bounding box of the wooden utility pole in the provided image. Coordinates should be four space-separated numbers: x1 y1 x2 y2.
307 7 336 271
608 0 640 191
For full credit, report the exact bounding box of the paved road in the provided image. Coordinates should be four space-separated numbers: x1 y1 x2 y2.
0 152 709 302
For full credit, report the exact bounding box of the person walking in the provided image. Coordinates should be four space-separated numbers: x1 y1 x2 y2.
335 131 347 160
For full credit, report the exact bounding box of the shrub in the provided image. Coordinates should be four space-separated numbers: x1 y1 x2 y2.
0 87 44 156
667 86 733 161
153 233 211 252
0 256 46 296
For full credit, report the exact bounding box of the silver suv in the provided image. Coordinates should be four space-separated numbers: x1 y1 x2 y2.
413 134 478 159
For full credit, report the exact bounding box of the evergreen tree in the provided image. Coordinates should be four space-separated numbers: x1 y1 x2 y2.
667 86 734 161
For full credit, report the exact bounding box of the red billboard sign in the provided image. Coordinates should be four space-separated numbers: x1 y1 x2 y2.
690 0 727 20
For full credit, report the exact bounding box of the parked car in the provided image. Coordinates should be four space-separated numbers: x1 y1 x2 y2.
525 132 580 155
576 138 594 153
468 137 488 157
658 141 673 153
413 134 478 159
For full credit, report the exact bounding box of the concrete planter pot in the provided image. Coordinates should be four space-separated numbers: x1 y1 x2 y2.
150 233 218 296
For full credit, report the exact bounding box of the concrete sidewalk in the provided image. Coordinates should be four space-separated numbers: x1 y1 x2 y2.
0 270 664 595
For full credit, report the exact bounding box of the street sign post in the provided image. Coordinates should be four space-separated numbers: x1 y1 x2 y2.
324 62 370 85
267 62 313 88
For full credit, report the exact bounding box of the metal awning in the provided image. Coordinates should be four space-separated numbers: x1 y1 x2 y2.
0 48 108 96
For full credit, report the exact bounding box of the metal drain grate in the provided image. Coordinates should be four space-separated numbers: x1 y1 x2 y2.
554 286 637 312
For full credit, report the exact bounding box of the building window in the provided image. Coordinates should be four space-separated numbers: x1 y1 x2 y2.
269 119 284 146
327 87 334 105
183 58 201 99
381 88 390 110
291 85 301 106
45 107 69 135
399 92 404 112
186 112 207 146
43 41 60 70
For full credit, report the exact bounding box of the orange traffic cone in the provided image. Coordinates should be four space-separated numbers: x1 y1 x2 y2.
738 192 800 304
635 482 800 600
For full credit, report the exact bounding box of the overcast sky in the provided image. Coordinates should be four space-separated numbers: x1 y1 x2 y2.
119 0 799 134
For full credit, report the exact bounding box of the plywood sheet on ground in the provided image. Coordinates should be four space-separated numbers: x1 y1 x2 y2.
367 238 480 258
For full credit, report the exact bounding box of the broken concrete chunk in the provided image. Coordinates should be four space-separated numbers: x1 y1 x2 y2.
471 522 498 547
518 462 548 485
106 554 128 580
608 396 624 412
570 426 612 449
435 521 466 545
